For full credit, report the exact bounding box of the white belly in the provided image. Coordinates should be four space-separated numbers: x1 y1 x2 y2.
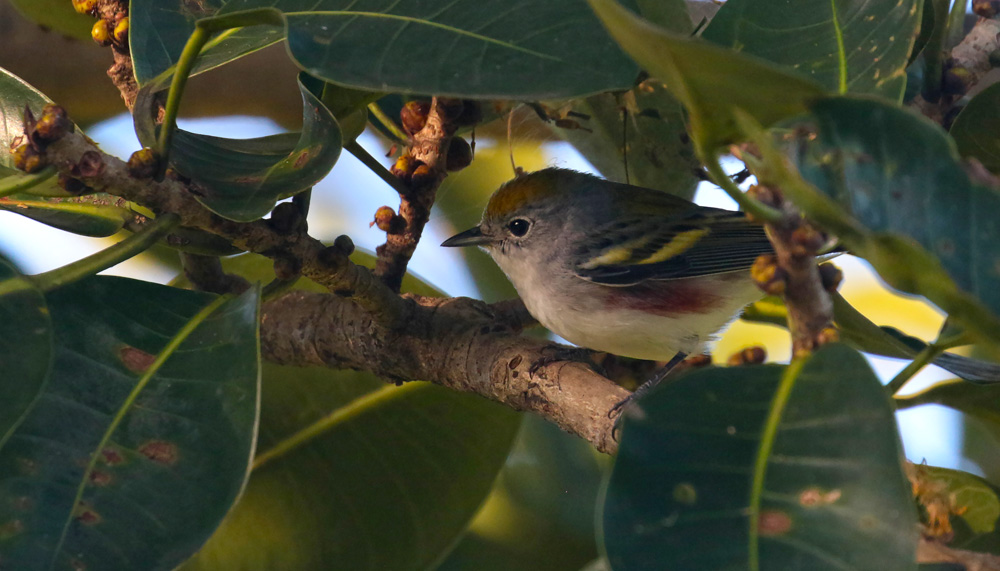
503 260 761 361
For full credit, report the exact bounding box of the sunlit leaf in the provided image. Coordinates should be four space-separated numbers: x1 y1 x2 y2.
129 0 641 99
602 344 917 570
0 193 131 237
0 278 260 570
702 0 921 99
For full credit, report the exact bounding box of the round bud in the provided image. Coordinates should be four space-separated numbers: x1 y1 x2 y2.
72 0 98 14
273 256 301 280
72 150 104 178
12 143 46 173
750 254 787 295
113 17 130 45
400 101 430 135
445 137 473 172
455 100 483 127
127 148 159 179
410 164 435 188
33 104 74 144
818 263 843 292
268 202 303 234
333 234 355 255
435 98 465 123
91 20 113 46
58 174 90 195
790 225 826 255
727 346 767 366
390 155 417 181
372 206 397 232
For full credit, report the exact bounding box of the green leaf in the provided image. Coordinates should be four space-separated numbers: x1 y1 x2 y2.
587 0 826 149
134 73 342 222
130 0 641 99
897 378 1000 431
743 294 1000 383
951 81 1000 174
0 256 52 455
182 369 519 571
171 253 521 571
8 0 95 42
913 465 1000 535
436 415 607 571
601 344 917 570
550 83 699 200
792 96 1000 334
0 193 131 237
0 277 260 570
702 0 921 99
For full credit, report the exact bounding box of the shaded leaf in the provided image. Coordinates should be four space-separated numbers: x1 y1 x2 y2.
702 0 921 99
0 278 260 570
0 193 131 237
172 253 520 571
951 81 1000 174
0 256 52 453
588 0 826 149
792 96 1000 334
135 73 342 222
602 344 917 570
130 0 641 99
551 82 699 200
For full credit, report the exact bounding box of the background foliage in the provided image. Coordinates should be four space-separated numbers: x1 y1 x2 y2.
3 0 1000 569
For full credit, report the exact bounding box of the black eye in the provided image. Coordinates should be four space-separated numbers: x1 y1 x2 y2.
507 218 531 237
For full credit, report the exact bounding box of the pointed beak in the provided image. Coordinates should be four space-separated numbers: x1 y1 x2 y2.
441 226 491 247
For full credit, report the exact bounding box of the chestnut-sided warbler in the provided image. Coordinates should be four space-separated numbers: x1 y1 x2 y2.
442 168 773 392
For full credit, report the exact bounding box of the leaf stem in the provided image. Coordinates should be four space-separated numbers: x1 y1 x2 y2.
886 331 973 395
155 9 285 174
156 26 208 171
699 148 783 223
31 213 180 292
748 356 807 571
367 102 409 143
345 140 410 196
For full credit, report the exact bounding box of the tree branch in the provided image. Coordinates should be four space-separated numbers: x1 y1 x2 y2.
41 126 405 325
375 97 469 292
261 291 626 453
24 108 625 453
911 16 1000 125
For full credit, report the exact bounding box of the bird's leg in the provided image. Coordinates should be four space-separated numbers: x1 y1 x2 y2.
608 351 688 417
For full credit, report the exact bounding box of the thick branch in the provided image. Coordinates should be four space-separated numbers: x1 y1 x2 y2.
261 291 626 453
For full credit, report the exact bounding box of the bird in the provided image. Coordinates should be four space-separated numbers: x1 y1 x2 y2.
442 167 775 405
